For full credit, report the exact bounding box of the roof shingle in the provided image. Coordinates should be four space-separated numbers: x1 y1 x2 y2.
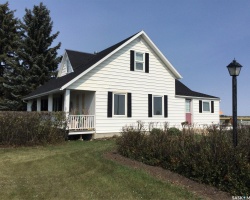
175 79 219 99
24 32 138 99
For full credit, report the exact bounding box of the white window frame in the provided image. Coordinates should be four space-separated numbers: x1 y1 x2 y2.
185 99 191 113
202 101 210 112
134 52 144 71
113 93 127 116
153 95 163 116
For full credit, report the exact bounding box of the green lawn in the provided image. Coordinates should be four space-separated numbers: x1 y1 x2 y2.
0 140 200 200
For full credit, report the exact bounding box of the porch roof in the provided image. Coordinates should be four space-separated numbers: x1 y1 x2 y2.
23 32 138 100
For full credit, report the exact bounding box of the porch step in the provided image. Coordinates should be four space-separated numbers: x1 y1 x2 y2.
68 130 95 135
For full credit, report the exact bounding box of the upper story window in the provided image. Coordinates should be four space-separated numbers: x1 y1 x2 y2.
130 50 149 73
135 52 144 71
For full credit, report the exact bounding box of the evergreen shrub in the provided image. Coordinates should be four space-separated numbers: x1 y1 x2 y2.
116 123 250 195
0 111 67 146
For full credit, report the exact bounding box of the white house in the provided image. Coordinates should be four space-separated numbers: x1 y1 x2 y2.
23 31 220 138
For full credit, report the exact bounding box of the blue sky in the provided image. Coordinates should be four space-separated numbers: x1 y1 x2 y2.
5 0 250 116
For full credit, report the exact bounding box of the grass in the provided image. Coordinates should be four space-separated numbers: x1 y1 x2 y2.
0 139 200 200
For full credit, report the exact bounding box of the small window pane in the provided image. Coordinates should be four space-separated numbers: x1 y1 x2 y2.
154 96 162 115
186 100 191 113
114 94 125 115
136 53 143 61
203 102 210 112
136 62 143 70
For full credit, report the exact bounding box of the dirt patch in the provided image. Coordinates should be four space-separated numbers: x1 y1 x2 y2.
104 151 231 200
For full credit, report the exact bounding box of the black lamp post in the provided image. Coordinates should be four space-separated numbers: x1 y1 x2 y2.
226 59 242 147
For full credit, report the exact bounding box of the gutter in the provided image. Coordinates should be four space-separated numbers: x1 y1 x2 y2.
22 89 61 100
175 95 220 100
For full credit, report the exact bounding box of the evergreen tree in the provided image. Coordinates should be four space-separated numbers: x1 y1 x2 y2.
0 2 26 110
0 2 19 99
19 2 61 92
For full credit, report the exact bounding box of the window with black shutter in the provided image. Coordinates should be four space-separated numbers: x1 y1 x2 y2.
199 100 202 113
108 92 132 117
127 93 132 117
211 101 214 113
130 50 149 73
148 94 152 117
164 95 168 118
130 50 134 71
107 92 113 117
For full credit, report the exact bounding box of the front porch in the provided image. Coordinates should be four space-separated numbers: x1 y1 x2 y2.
27 89 96 135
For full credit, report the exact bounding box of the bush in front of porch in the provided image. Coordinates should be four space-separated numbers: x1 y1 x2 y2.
0 111 67 146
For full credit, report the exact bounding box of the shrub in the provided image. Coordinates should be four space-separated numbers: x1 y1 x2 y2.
116 125 146 160
0 111 67 147
167 127 182 136
116 123 250 195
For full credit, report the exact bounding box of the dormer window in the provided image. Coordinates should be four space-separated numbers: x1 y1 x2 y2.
135 52 144 71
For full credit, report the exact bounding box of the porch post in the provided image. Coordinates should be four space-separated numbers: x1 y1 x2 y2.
27 100 32 111
48 94 53 111
79 93 83 114
37 98 41 111
64 89 70 116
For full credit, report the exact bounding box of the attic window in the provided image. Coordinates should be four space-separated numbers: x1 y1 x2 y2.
135 52 144 71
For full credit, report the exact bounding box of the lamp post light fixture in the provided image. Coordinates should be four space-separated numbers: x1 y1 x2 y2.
227 59 243 147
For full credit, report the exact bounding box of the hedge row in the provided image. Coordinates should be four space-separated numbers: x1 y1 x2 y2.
0 112 68 146
116 124 250 195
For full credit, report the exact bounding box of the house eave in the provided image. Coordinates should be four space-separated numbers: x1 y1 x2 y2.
60 30 182 90
23 89 61 100
141 31 182 79
175 95 220 100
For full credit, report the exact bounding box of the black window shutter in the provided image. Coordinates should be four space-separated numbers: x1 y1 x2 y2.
164 95 168 118
130 50 134 71
107 92 112 117
199 100 202 113
148 94 152 117
145 53 149 73
211 101 214 113
127 93 132 117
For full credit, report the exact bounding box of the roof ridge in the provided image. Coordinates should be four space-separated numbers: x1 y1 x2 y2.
72 31 141 71
97 31 141 54
66 49 94 55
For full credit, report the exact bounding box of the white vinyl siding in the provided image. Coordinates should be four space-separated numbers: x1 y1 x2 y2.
66 37 187 134
192 99 220 126
58 53 73 77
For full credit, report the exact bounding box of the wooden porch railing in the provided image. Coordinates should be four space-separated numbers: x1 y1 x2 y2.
68 115 95 130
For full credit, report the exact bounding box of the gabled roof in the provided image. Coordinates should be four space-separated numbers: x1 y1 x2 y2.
66 50 95 70
24 32 138 99
24 31 186 100
175 79 219 99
